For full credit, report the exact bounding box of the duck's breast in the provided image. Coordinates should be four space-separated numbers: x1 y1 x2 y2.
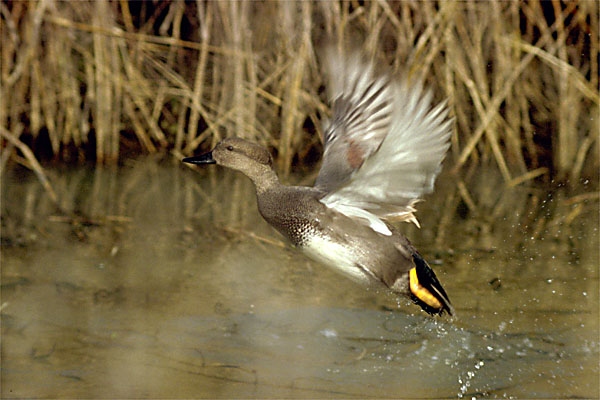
301 232 376 285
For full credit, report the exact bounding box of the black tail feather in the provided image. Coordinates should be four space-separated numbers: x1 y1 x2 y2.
410 253 454 316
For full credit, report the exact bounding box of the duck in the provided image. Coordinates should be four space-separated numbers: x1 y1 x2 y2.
183 50 454 316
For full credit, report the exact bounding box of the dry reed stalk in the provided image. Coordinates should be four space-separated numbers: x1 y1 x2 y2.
449 23 551 177
405 1 454 83
0 126 59 206
456 180 477 215
183 1 212 154
123 97 157 153
434 186 459 249
1 0 598 217
555 0 579 182
44 14 233 56
513 40 598 105
277 2 313 176
492 2 528 174
92 0 115 163
562 192 600 207
507 168 550 189
571 136 596 184
228 2 247 137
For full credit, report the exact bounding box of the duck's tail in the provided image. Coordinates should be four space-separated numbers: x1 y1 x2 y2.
409 253 454 316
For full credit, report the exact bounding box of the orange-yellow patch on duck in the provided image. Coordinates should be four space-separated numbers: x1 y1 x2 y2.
409 267 443 310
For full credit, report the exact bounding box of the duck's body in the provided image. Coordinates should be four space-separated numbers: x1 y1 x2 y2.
184 50 454 315
258 184 413 292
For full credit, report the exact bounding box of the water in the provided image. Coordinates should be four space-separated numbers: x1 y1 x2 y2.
1 158 598 398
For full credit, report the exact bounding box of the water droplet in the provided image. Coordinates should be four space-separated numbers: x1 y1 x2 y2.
319 328 338 338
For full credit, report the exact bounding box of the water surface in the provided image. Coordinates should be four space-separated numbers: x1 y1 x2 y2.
1 158 598 398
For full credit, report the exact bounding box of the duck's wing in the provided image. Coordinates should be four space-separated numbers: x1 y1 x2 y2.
315 51 394 192
318 54 453 236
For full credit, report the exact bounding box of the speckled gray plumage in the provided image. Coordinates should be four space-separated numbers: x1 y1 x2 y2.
257 186 323 246
257 183 417 291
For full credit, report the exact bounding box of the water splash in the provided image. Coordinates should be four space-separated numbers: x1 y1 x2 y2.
457 360 485 399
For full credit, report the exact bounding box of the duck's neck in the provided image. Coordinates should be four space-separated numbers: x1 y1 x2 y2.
246 167 280 194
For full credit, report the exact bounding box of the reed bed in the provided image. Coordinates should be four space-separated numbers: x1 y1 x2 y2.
1 1 598 204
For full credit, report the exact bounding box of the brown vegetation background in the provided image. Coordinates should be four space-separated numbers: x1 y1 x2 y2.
1 1 598 196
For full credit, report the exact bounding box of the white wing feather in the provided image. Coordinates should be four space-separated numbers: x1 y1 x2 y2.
320 58 452 235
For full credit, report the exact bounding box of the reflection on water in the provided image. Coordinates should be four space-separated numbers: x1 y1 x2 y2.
1 158 598 398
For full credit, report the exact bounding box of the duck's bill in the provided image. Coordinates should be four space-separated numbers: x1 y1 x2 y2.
183 152 216 165
409 254 454 316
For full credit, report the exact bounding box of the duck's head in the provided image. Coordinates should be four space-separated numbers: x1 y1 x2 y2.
183 137 277 191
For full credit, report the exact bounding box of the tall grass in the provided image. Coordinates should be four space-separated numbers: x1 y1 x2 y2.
1 1 598 200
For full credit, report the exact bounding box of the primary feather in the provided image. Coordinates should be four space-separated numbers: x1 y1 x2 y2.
317 50 453 235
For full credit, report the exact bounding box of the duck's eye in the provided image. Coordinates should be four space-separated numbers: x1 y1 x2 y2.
226 145 234 151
